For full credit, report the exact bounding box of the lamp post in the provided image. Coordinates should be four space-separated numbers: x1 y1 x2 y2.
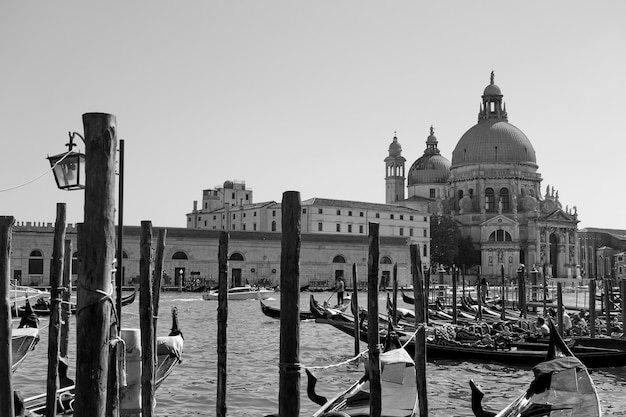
48 115 123 416
47 132 86 190
49 134 125 327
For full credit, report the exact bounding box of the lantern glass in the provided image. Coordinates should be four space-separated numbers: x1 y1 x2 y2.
47 151 85 190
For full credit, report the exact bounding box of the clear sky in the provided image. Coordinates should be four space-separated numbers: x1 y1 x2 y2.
1 1 625 230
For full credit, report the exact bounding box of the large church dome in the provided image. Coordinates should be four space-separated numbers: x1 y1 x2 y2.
408 126 451 185
451 72 537 168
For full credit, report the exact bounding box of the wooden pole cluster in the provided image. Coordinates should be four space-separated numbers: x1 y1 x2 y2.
0 216 15 417
367 222 381 417
74 113 117 416
279 191 301 417
410 244 428 417
216 231 228 417
351 263 360 358
46 203 66 417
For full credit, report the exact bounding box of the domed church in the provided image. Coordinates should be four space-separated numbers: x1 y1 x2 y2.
386 72 581 279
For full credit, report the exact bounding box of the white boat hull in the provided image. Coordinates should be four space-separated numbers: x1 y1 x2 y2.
202 286 274 301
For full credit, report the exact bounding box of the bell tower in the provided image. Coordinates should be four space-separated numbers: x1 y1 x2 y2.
384 133 406 203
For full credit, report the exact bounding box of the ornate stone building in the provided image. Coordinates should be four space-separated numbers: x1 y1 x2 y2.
386 73 580 278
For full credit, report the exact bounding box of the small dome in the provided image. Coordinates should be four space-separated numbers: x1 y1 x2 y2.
483 83 502 96
223 180 234 189
408 154 451 185
388 135 402 157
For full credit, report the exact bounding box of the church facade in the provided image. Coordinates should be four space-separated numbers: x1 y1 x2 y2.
386 73 581 279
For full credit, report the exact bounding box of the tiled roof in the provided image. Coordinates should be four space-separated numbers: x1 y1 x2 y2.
301 198 421 212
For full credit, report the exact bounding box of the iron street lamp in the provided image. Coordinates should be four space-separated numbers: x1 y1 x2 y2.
47 132 86 190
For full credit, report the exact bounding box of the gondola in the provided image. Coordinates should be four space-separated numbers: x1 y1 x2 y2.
307 333 419 416
470 320 601 417
259 299 316 320
12 299 40 373
315 313 626 368
309 294 351 321
16 290 137 317
23 306 184 414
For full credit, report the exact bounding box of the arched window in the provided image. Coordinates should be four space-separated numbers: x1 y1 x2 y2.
488 230 512 242
499 188 510 211
380 256 392 264
172 251 188 260
332 255 346 263
29 250 44 275
229 253 244 261
271 221 277 232
485 188 495 212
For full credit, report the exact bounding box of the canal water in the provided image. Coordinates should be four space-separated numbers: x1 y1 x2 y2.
12 291 626 416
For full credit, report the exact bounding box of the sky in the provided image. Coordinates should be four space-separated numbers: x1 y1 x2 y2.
1 1 625 230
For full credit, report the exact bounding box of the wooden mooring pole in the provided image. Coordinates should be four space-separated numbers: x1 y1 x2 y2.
621 279 626 333
604 279 611 335
452 266 457 325
60 239 72 360
392 264 398 325
216 231 228 417
279 191 301 417
351 263 360 357
74 113 117 417
367 222 381 417
0 216 15 417
139 221 155 417
153 229 167 334
500 264 505 321
589 280 596 338
557 283 564 338
411 244 428 417
46 203 66 417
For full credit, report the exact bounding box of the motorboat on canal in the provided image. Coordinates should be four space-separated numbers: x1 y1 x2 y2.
202 284 274 301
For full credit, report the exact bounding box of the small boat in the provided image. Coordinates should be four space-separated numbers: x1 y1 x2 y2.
309 294 351 321
316 313 626 368
12 300 40 373
259 299 316 321
470 320 601 417
17 289 137 317
307 335 419 416
202 285 274 301
23 306 184 414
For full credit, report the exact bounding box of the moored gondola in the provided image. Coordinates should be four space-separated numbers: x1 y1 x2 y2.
470 320 601 417
260 299 316 320
12 299 40 373
307 333 419 416
316 311 626 368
